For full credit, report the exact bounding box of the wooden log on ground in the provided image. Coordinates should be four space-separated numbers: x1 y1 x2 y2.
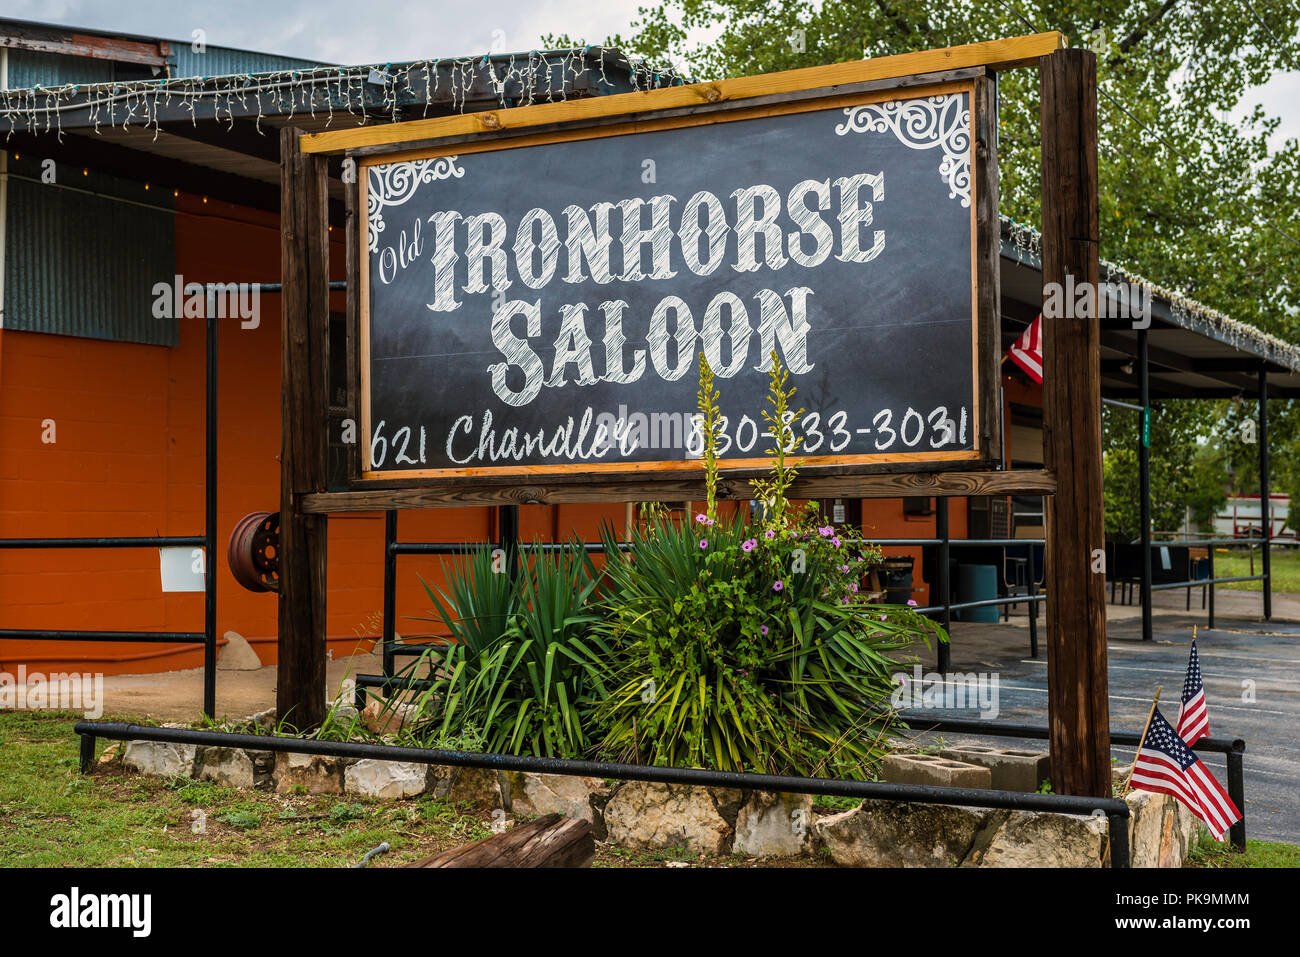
407 814 594 868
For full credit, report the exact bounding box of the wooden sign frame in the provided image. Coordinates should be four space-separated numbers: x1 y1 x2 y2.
306 46 1052 502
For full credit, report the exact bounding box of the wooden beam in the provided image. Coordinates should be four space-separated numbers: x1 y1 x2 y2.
1040 49 1111 798
299 469 1057 513
974 71 1003 465
300 33 1067 155
407 814 594 868
0 27 169 66
276 127 331 732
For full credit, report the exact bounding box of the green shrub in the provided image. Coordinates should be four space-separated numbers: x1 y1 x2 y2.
590 352 942 778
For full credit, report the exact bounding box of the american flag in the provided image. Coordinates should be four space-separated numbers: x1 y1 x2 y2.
1131 706 1241 841
1176 637 1210 747
1006 314 1043 383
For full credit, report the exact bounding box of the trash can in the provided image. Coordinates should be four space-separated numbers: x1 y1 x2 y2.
956 563 999 622
882 556 914 605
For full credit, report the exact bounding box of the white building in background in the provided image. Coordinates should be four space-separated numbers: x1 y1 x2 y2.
1212 495 1294 541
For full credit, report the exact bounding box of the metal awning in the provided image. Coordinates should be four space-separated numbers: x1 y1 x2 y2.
999 217 1300 398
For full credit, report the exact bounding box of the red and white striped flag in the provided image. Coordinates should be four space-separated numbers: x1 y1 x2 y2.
1176 637 1210 747
1006 314 1043 383
1131 706 1241 841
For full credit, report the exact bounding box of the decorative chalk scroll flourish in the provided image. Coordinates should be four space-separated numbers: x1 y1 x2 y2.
835 94 971 207
367 157 465 252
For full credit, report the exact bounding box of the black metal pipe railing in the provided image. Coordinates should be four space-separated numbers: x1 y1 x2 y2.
902 714 1247 850
0 536 206 549
73 720 1133 867
0 630 205 643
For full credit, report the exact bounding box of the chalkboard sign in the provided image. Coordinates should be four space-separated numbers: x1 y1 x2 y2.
359 79 994 483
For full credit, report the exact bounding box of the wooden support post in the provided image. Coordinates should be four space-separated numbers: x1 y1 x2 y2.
1040 48 1111 797
277 126 331 731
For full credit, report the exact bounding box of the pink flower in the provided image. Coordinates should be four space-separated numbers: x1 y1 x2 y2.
879 614 888 621
699 539 709 549
695 513 708 523
764 530 776 539
831 536 842 548
849 583 858 593
741 538 757 552
840 565 850 573
773 580 784 592
760 625 769 636
818 525 833 537
907 598 918 607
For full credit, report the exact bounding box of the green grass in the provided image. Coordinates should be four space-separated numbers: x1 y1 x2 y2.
0 711 827 868
0 710 499 867
1212 546 1300 592
1184 830 1300 868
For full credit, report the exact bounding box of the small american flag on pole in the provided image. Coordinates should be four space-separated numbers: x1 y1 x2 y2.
1006 314 1043 383
1176 635 1210 747
1131 706 1241 841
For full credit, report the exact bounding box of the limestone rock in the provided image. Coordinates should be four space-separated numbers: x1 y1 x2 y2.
1128 790 1204 867
217 631 262 671
602 782 742 856
344 759 430 799
444 766 504 809
732 790 815 858
274 751 348 795
815 799 988 867
123 740 197 778
504 772 605 823
967 809 1108 868
196 747 273 789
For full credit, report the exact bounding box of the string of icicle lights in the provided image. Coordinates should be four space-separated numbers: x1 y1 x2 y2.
0 47 683 142
1001 214 1300 370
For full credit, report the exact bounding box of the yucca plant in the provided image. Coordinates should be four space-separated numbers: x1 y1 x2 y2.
390 539 613 757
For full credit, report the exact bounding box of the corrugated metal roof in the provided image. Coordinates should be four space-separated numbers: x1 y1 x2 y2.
3 154 177 345
171 46 329 80
6 49 117 88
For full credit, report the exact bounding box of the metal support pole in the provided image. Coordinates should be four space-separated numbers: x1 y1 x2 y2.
1259 368 1271 621
203 288 218 719
1138 328 1153 642
79 731 95 775
382 510 397 680
936 498 951 674
1207 544 1216 630
1227 739 1247 850
1107 810 1130 868
1028 574 1039 658
498 505 520 578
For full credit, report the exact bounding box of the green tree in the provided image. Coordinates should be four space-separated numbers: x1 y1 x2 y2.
548 1 1300 339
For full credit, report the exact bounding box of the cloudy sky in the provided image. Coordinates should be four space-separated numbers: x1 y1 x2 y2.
6 0 1297 148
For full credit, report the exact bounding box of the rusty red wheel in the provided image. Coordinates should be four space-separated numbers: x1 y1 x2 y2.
228 510 280 592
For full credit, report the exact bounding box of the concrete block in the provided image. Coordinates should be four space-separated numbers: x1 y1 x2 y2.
880 753 992 789
939 746 1051 792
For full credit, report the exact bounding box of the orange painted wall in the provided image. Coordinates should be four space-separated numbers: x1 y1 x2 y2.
0 193 628 676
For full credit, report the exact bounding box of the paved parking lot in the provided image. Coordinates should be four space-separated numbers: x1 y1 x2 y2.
903 592 1300 845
